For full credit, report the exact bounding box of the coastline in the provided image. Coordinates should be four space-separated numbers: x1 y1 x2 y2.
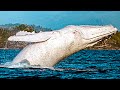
0 47 120 50
0 48 22 50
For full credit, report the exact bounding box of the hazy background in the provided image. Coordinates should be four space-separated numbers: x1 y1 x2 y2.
0 11 120 30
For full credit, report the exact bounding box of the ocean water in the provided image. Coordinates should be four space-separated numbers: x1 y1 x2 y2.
0 49 120 79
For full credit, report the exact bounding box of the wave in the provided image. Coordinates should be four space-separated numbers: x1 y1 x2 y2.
0 61 100 73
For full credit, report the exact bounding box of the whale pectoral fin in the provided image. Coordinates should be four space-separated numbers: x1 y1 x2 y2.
8 32 53 43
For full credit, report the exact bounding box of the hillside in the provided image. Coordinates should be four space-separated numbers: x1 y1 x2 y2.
0 24 120 49
0 24 52 48
86 31 120 50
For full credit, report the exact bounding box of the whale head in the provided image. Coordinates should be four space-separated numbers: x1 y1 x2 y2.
76 25 117 47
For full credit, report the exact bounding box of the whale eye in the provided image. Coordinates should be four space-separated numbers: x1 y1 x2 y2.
73 32 76 34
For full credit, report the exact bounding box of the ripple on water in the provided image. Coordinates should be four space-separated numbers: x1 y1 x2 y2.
0 49 120 79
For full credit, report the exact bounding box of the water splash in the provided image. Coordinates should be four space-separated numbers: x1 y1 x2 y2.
0 61 99 72
0 59 102 73
0 61 30 68
4 41 8 49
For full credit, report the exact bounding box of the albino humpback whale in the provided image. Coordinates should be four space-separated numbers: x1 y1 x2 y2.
8 25 117 67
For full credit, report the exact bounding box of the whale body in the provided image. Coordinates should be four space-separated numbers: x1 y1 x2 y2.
8 25 117 67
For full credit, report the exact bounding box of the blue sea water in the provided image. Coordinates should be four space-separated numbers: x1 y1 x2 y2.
0 49 120 79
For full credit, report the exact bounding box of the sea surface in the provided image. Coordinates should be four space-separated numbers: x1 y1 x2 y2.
0 49 120 79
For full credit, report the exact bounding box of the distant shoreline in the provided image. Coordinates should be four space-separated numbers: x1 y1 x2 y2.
0 48 22 50
0 47 120 50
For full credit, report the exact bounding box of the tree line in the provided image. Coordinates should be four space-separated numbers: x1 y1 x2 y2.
0 24 53 48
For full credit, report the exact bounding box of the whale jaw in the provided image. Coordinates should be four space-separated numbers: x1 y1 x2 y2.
78 25 117 47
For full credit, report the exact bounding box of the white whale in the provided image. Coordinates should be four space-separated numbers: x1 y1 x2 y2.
8 25 117 67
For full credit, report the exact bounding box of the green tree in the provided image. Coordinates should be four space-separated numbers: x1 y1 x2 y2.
15 24 34 32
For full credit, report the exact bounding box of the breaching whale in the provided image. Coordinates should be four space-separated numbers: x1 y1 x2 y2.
8 25 117 67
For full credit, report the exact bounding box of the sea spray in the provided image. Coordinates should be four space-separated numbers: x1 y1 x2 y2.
4 41 8 49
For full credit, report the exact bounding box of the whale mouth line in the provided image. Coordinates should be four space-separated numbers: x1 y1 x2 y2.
81 30 116 40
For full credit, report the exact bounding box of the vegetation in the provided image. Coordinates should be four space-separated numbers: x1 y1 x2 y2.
108 31 120 47
0 28 18 47
0 23 53 48
14 24 34 32
86 31 120 50
1 23 120 49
